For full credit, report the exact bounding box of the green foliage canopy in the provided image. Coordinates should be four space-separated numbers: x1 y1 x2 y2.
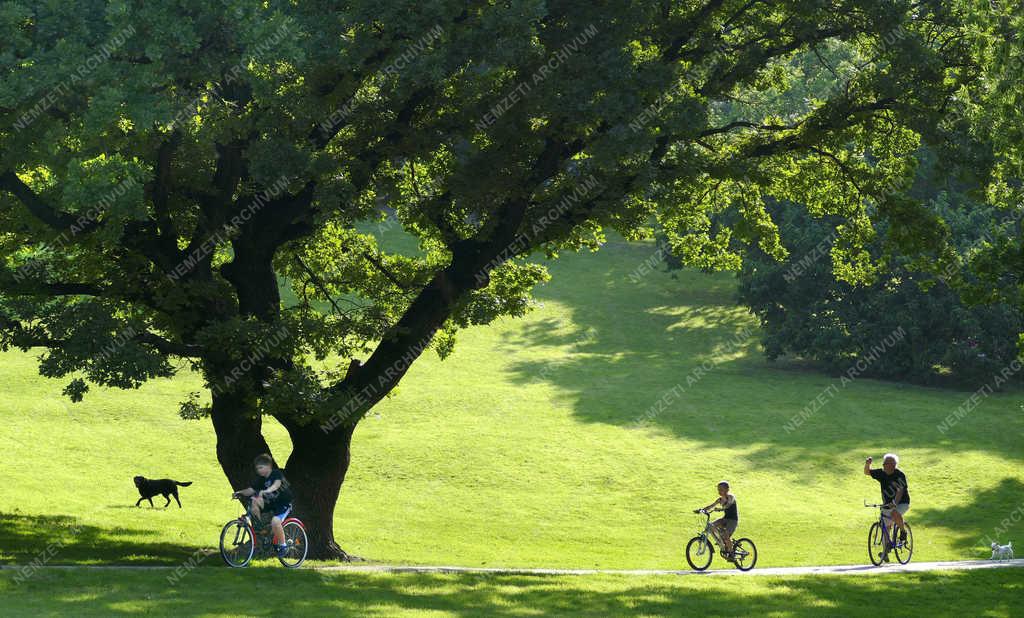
0 0 999 423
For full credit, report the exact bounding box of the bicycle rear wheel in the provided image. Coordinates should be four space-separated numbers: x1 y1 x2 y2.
732 538 757 571
277 520 308 568
685 536 713 571
220 520 255 568
893 523 913 564
867 522 885 566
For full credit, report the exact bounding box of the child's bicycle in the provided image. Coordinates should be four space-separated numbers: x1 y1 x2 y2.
864 501 913 566
685 508 757 571
219 498 308 568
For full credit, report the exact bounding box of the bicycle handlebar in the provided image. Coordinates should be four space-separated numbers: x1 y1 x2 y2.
233 495 257 513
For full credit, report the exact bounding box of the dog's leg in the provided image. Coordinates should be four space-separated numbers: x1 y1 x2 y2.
172 490 182 508
163 494 171 508
136 497 144 507
147 497 154 507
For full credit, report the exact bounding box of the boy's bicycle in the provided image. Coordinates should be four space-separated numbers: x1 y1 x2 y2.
220 498 308 568
864 501 913 566
685 508 757 571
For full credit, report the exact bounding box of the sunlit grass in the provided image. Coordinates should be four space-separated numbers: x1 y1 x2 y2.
1 236 1021 572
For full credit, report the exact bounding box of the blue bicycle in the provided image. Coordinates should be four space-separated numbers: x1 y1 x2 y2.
865 501 913 565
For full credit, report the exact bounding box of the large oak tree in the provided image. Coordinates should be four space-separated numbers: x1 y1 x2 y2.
0 0 992 558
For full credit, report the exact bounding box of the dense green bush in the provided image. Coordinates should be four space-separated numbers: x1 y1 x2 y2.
736 198 1022 387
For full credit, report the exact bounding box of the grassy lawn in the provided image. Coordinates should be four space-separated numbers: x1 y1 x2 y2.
1 567 1020 617
1 236 1022 572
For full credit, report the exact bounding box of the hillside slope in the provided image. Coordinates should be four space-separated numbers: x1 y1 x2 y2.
1 237 1021 568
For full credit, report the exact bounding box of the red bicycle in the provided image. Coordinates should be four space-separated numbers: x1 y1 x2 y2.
219 498 308 568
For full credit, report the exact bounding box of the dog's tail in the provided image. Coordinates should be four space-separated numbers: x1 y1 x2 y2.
176 481 193 487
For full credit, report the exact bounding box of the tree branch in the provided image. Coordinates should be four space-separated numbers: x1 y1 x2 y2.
148 132 185 261
0 312 201 357
698 119 803 138
0 171 78 230
293 255 351 321
0 269 105 297
662 0 728 61
132 331 205 357
361 251 414 292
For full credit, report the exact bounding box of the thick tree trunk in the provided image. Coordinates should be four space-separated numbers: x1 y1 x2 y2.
210 384 358 561
282 421 358 561
210 389 272 489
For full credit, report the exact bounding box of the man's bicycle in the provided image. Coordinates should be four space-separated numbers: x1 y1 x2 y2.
220 498 308 568
685 508 757 571
864 501 913 566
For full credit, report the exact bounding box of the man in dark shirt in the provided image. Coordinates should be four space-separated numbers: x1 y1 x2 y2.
863 453 910 555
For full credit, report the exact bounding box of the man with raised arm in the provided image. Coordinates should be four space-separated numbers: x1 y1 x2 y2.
864 453 910 561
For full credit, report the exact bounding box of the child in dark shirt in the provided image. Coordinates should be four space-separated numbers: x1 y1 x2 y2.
232 453 294 557
696 480 739 558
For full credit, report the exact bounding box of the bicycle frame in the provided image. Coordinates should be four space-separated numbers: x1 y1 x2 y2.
236 497 291 528
238 498 303 528
223 497 308 566
233 518 256 543
686 506 756 571
695 510 729 553
865 501 904 553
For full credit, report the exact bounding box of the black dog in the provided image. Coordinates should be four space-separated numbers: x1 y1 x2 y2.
133 476 193 508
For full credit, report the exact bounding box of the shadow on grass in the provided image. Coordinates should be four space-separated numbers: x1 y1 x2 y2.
912 478 1024 555
0 512 199 565
1 567 1018 616
505 239 1024 467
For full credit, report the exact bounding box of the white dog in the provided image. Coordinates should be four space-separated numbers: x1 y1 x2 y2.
990 541 1014 560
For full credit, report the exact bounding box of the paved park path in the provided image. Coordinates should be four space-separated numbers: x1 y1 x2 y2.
3 558 1022 576
320 558 1024 576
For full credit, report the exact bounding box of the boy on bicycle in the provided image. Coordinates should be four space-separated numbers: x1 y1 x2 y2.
696 480 739 559
231 453 294 558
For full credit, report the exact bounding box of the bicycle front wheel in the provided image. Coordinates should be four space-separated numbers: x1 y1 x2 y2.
893 523 913 565
867 522 885 566
277 520 308 568
685 536 713 571
220 520 255 568
732 538 757 571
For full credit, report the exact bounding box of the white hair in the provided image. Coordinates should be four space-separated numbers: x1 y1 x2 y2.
883 453 899 466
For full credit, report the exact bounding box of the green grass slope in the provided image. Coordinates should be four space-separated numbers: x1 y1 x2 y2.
1 237 1022 570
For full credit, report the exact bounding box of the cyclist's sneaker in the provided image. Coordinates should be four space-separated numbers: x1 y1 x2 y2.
881 552 890 563
899 529 907 542
276 543 289 558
